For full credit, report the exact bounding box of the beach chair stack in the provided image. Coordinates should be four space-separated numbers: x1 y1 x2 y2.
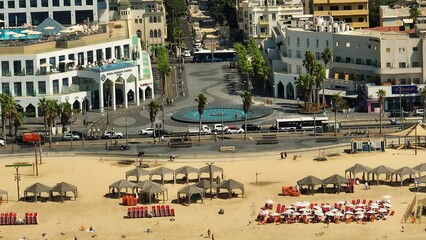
25 212 38 224
127 205 175 219
0 212 17 225
281 186 300 197
122 195 138 206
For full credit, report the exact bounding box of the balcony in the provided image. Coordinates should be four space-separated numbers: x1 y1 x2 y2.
351 22 369 28
314 9 368 17
259 20 270 26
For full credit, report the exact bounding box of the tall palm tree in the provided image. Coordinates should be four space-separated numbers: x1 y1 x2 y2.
195 93 208 142
321 48 332 110
332 93 342 136
376 90 386 134
241 90 253 140
302 50 316 75
409 6 421 25
157 47 171 94
148 101 161 141
59 102 73 128
0 93 19 136
105 79 114 125
38 97 49 135
296 74 314 109
46 99 59 147
312 62 326 109
420 88 426 122
257 63 271 95
13 112 23 137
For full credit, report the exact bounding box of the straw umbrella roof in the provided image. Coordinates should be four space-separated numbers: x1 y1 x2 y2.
109 179 134 189
150 167 174 177
199 165 224 174
24 182 51 194
413 163 426 173
370 165 395 175
125 167 150 181
178 185 204 196
417 175 426 183
218 179 244 191
195 179 217 189
133 180 160 190
297 175 323 186
389 123 426 137
345 164 372 175
322 174 349 185
394 166 418 176
141 184 167 195
175 166 199 176
51 182 77 193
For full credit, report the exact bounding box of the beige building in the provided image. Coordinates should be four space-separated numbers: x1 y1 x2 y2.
110 0 167 54
311 0 369 28
380 4 426 27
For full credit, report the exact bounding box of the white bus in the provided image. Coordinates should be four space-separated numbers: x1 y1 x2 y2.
275 117 329 131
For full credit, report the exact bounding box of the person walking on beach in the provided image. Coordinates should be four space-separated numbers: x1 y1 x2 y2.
207 229 211 238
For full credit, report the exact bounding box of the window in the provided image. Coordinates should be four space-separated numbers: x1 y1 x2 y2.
86 0 93 5
68 54 75 61
366 59 372 65
49 57 56 69
158 30 161 37
326 40 329 48
343 5 351 10
297 37 300 47
296 65 302 74
413 78 420 84
62 78 69 86
288 64 292 73
13 60 22 76
0 1 3 9
53 80 59 94
135 19 138 23
288 50 292 57
87 51 94 63
105 48 112 59
330 6 338 10
306 39 309 48
386 62 391 67
316 39 319 48
358 5 363 9
14 82 22 96
2 83 9 94
356 58 361 64
272 13 276 21
345 57 351 63
413 62 420 67
400 79 406 84
399 48 405 52
335 41 339 47
64 0 70 6
76 0 82 5
53 0 59 6
296 50 301 58
25 60 34 75
316 52 321 60
124 44 130 58
318 6 323 11
26 82 34 96
345 42 350 47
287 37 290 46
356 43 360 48
139 19 142 23
19 0 25 8
386 48 390 52
358 18 364 22
41 0 48 7
413 47 418 51
8 0 15 8
30 0 36 7
38 81 46 95
1 61 9 76
399 62 406 68
96 49 103 62
335 56 341 62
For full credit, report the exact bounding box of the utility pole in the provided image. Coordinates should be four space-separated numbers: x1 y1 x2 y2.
206 162 214 200
125 118 128 145
6 163 32 201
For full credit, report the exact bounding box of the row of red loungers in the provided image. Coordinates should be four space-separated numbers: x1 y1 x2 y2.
0 212 38 225
127 205 175 218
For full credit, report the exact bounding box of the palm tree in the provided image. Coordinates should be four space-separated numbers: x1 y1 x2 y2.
0 93 19 136
332 93 342 136
195 93 208 142
420 88 426 122
148 101 161 141
257 63 271 95
38 97 49 135
105 79 114 125
241 90 253 140
13 112 23 137
157 47 171 94
321 48 332 110
312 62 326 109
409 6 421 25
302 50 316 75
46 99 59 147
59 102 73 128
376 90 386 134
296 74 314 109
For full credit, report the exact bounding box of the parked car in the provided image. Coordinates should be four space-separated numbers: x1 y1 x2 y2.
140 128 154 135
62 133 80 141
226 126 244 134
102 131 123 139
71 131 83 137
241 123 261 131
152 129 173 137
414 109 424 116
0 136 4 146
389 110 409 117
182 50 191 57
213 124 228 132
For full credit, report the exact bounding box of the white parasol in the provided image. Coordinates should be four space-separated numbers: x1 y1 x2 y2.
5 31 17 35
334 212 344 217
313 206 322 210
336 201 346 205
259 210 269 216
355 208 364 211
60 29 73 34
40 63 53 67
315 212 324 216
314 210 323 215
378 208 388 213
270 212 280 217
283 210 294 214
355 211 364 215
44 26 55 30
356 203 365 207
383 203 392 208
345 203 354 207
345 211 354 215
300 201 310 207
285 205 294 209
366 210 376 214
265 199 274 205
21 29 33 34
331 209 339 212
301 212 310 216
382 195 391 199
325 212 335 216
29 31 42 35
293 202 302 206
13 33 26 38
298 208 307 212
292 212 301 216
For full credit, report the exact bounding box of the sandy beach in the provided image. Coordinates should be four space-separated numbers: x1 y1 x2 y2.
1 147 426 240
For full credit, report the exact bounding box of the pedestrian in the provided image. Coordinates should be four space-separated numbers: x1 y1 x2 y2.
235 111 238 120
284 151 287 159
280 152 284 159
364 181 369 190
207 229 211 238
211 233 214 240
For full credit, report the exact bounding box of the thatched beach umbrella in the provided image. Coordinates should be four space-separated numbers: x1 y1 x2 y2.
24 183 52 202
297 175 323 195
125 167 150 182
51 182 78 202
149 167 175 184
345 164 372 180
369 165 395 185
175 166 200 184
322 174 349 193
393 167 418 187
141 184 168 204
177 185 204 204
217 179 244 198
109 179 134 198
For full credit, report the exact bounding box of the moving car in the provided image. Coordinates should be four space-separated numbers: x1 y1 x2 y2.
213 124 228 132
182 50 191 57
102 131 123 139
152 129 173 137
414 109 424 116
226 126 244 134
61 133 80 141
241 123 261 131
140 128 154 135
188 125 211 135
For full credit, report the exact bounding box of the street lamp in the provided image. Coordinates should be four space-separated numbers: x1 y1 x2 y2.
212 112 225 141
205 162 214 200
125 118 128 145
313 113 317 137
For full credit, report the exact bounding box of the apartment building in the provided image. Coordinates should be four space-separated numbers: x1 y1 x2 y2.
0 0 109 27
267 17 426 113
237 0 304 38
310 0 369 28
380 4 426 27
109 0 167 53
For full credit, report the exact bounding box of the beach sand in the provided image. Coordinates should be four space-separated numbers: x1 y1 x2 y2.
1 148 426 240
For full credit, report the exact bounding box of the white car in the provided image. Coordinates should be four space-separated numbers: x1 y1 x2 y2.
102 131 123 139
213 124 228 132
0 137 4 146
226 126 244 134
182 50 191 57
414 109 424 116
61 133 80 141
140 128 154 135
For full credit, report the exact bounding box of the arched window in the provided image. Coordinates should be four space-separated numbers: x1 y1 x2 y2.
136 30 142 38
154 17 157 23
149 17 152 23
272 13 276 21
158 30 161 37
150 30 153 38
154 30 157 38
158 17 161 23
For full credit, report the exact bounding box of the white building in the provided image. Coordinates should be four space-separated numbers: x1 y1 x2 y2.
238 0 304 38
380 1 426 27
266 16 426 113
0 0 109 27
0 20 154 117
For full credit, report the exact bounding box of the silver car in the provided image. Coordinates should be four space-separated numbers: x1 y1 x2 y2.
61 133 80 141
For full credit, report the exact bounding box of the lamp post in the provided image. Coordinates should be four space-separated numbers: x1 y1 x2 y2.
212 113 225 141
125 117 128 145
313 113 317 138
205 162 214 200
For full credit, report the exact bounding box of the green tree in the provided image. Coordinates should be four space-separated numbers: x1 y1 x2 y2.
13 111 23 137
157 47 171 94
297 74 314 109
420 88 426 122
105 79 114 125
195 93 208 142
332 93 344 136
59 102 73 128
148 101 161 141
321 48 332 109
409 6 421 25
312 62 326 109
0 93 19 136
38 97 49 135
164 0 187 21
302 50 316 75
241 90 253 140
376 89 386 134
